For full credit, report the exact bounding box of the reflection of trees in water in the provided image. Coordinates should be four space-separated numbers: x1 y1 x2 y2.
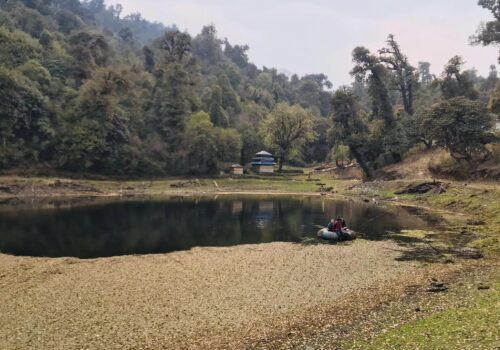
276 201 306 240
0 197 436 258
320 200 434 239
291 198 434 239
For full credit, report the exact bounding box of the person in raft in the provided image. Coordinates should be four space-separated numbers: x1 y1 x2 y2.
333 216 347 240
334 217 343 231
327 219 336 232
328 216 347 234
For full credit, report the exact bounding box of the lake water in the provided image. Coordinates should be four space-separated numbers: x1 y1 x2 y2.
0 196 439 259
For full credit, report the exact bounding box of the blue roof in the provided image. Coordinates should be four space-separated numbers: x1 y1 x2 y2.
252 157 275 162
252 152 275 166
252 162 276 166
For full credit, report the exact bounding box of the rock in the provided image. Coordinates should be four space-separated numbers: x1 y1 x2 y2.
314 164 332 171
170 180 198 188
466 219 485 226
478 284 490 290
427 281 449 293
0 184 24 194
455 247 483 259
395 181 448 195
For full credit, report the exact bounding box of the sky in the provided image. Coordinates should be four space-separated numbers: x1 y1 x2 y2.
107 0 499 87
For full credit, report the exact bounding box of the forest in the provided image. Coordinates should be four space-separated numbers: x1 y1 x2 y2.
0 0 498 177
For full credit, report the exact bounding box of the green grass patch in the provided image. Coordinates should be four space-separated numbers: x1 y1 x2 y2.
359 180 500 257
348 277 500 350
398 230 434 239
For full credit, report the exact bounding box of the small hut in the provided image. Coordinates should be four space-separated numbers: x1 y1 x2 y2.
251 151 276 174
230 164 244 175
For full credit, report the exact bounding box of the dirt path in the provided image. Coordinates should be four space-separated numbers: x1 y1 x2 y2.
0 240 427 350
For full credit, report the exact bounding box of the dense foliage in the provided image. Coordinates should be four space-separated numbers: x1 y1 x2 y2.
471 0 500 63
0 0 498 177
331 10 499 178
0 0 334 175
422 97 495 161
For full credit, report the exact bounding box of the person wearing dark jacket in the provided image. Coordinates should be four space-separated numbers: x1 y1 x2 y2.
327 219 335 232
341 218 347 228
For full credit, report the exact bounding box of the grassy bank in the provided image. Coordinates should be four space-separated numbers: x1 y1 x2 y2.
0 172 355 197
343 179 500 257
347 268 499 350
339 178 500 350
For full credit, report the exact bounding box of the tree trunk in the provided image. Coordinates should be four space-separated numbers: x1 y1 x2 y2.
278 153 285 172
407 82 414 115
350 146 372 179
401 86 411 114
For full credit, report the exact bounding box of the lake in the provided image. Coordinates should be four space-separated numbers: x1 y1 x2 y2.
0 196 439 258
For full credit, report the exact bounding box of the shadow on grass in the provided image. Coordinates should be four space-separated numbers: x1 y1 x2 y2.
360 205 479 263
384 234 452 263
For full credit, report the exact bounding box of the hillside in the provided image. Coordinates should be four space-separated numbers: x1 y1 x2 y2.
0 0 498 180
375 147 500 181
374 148 449 180
0 0 333 176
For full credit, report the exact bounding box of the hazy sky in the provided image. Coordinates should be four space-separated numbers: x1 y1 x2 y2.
108 0 498 87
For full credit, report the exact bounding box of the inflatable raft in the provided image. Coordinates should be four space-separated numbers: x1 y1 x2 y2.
317 228 357 241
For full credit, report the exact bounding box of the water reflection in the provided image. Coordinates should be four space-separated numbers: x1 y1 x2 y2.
0 196 437 259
